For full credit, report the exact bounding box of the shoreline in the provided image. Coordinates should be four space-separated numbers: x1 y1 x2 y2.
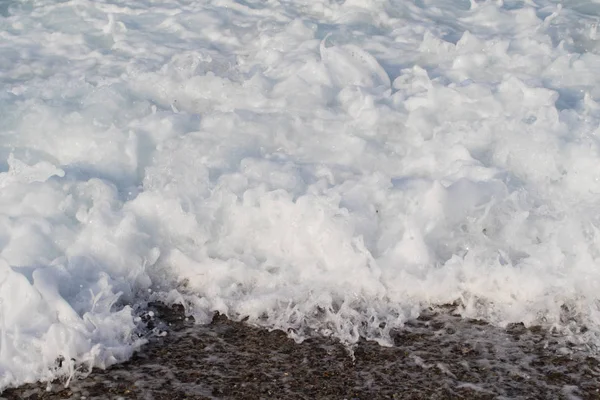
3 303 599 399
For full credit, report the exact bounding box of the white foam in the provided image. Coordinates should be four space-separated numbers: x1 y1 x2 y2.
1 0 600 390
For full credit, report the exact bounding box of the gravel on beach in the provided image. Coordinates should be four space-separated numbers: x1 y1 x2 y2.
3 303 599 400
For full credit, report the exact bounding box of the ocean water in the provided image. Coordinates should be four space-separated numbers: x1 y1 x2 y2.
1 0 600 390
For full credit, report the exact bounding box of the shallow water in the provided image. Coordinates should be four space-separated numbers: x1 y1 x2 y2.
1 0 600 389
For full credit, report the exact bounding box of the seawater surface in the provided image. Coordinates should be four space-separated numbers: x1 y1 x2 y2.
1 0 600 390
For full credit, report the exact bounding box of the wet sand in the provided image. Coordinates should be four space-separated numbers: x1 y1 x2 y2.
3 304 599 400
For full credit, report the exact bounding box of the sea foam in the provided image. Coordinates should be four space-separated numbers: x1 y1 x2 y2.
1 0 600 389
